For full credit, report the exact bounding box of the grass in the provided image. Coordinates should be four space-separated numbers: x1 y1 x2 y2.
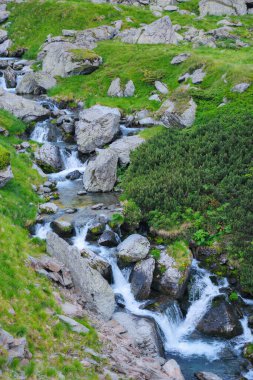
0 110 103 379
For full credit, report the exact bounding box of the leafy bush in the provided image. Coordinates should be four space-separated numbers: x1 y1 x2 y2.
229 292 239 302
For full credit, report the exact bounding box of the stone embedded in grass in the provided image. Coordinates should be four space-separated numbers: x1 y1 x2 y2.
0 11 9 24
0 328 31 363
58 315 89 334
171 53 191 65
231 82 250 93
159 96 197 129
154 80 169 95
0 29 7 44
108 77 123 97
0 39 11 56
199 0 247 16
0 165 13 188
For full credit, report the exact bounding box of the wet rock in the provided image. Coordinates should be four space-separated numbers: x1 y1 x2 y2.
0 328 31 363
86 220 106 241
113 312 164 357
76 105 121 154
163 359 185 380
57 115 75 134
83 149 118 192
0 89 50 122
65 208 77 214
171 53 191 65
199 0 247 16
197 295 243 338
130 257 155 300
117 234 150 264
195 372 222 380
91 203 104 210
51 220 74 238
39 41 102 77
0 165 13 188
81 246 111 280
159 96 197 128
98 229 120 247
47 232 115 320
155 81 169 95
231 82 250 93
119 16 178 45
77 190 87 196
108 77 123 97
35 143 62 173
58 315 89 333
152 246 192 299
39 202 58 214
66 170 82 180
16 72 56 95
109 135 144 166
3 66 16 88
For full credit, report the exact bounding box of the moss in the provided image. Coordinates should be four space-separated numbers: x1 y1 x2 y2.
168 241 192 271
0 145 10 170
70 49 100 62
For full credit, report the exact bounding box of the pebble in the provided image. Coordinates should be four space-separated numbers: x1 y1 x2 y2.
77 190 87 196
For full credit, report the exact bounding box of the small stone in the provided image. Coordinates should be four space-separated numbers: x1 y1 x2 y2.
77 190 87 196
171 53 191 65
155 81 169 95
231 83 250 93
149 94 161 101
65 208 77 214
91 203 104 210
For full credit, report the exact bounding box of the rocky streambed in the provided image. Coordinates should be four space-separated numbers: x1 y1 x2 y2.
1 48 253 380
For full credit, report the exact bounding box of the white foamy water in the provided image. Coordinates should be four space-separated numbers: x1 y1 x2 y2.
31 120 50 143
33 223 52 239
50 149 86 182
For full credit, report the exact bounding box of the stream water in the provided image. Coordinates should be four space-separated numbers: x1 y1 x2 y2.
1 63 253 380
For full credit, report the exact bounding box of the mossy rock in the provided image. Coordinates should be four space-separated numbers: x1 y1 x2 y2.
70 49 100 63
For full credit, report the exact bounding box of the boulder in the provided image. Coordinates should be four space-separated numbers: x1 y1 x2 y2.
51 220 74 238
109 135 144 166
0 328 31 363
0 89 50 122
152 247 192 299
159 97 197 128
197 295 243 338
47 232 115 320
191 68 206 84
199 0 247 16
113 312 164 357
0 39 11 57
119 16 178 45
98 229 120 247
74 24 118 49
130 257 155 300
16 72 56 95
39 41 102 77
195 372 222 380
155 81 169 95
171 53 191 65
231 82 250 93
66 170 82 180
80 246 111 280
75 105 120 154
35 143 62 173
124 80 135 97
83 149 118 192
163 359 185 380
58 315 89 334
86 219 106 241
39 202 58 214
108 78 123 97
117 234 150 264
3 67 16 88
0 165 13 188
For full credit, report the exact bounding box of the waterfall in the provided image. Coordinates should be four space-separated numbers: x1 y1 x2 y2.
33 223 52 239
31 120 50 143
49 149 86 182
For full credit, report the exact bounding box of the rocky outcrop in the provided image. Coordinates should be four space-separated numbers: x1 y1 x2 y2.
47 232 115 320
153 248 192 299
16 72 56 95
159 96 197 128
0 328 31 363
199 0 247 16
197 295 243 338
39 41 102 77
83 149 118 192
117 234 150 264
35 143 62 173
130 257 155 300
0 89 50 122
0 165 13 188
113 312 164 357
4 66 16 88
109 135 144 166
171 53 191 65
119 16 178 45
75 105 121 154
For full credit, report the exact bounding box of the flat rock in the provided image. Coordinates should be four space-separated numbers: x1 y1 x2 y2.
171 53 191 65
155 81 169 95
58 315 89 333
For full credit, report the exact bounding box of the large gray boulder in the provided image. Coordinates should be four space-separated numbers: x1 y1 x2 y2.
0 165 13 188
130 257 155 300
35 143 62 173
153 247 192 299
159 97 197 128
197 295 243 338
39 41 102 77
109 135 144 166
119 16 178 45
83 149 118 192
16 72 57 95
117 234 150 264
47 232 115 320
75 105 121 154
0 89 50 122
0 39 11 57
199 0 247 16
113 312 164 357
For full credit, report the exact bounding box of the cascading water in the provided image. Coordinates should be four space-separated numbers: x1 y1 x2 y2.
30 120 51 143
33 222 52 239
